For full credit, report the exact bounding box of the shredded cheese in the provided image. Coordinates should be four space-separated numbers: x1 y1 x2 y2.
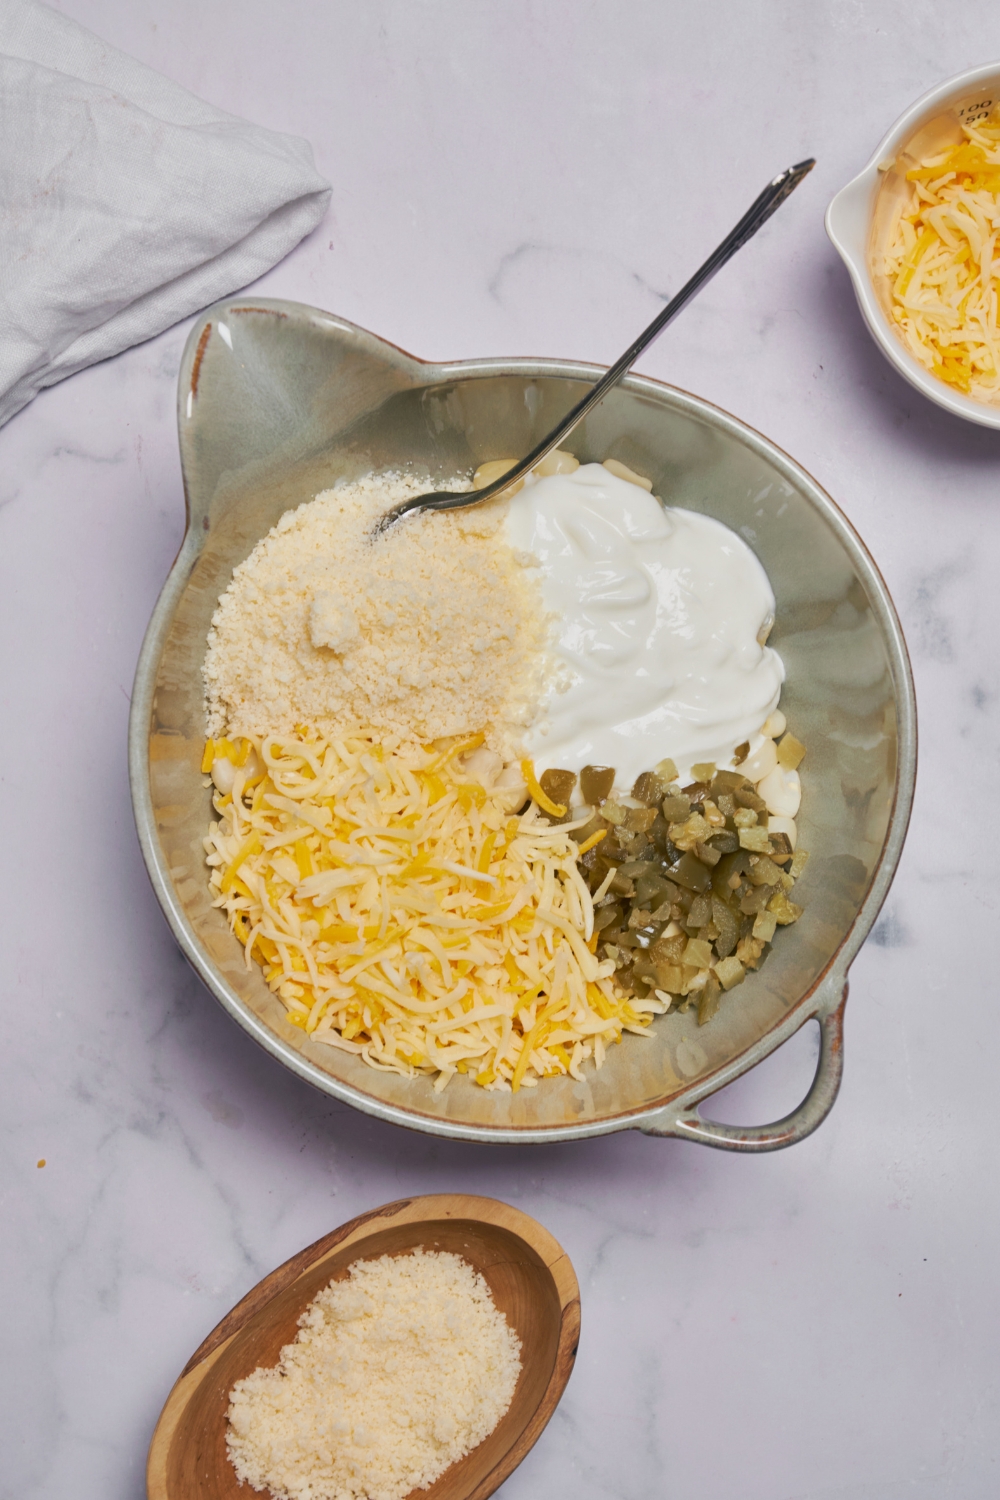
884 117 1000 398
205 729 662 1092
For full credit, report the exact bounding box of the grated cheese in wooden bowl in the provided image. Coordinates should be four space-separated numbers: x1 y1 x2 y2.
203 729 663 1092
226 1248 522 1500
884 113 1000 399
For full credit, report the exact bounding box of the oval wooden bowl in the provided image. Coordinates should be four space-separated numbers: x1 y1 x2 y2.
146 1194 581 1500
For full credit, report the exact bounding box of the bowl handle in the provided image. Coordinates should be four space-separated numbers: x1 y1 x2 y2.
637 977 848 1152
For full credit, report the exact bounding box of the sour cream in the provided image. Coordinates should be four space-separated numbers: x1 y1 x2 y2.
507 464 784 788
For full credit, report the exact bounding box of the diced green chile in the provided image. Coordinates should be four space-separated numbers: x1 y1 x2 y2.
634 871 675 906
571 815 605 845
687 893 713 927
596 833 628 863
712 849 752 897
589 756 807 1030
747 854 783 887
661 793 691 822
594 903 622 932
740 884 772 915
632 771 666 806
670 852 712 893
710 769 748 795
650 932 686 963
649 812 672 849
580 764 615 805
735 785 768 814
707 830 740 854
624 804 657 833
697 974 722 1026
711 896 740 957
539 768 576 821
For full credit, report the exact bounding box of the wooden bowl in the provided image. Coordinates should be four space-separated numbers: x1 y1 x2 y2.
146 1195 581 1500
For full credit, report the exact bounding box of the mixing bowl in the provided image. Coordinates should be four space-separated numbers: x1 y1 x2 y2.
826 61 1000 426
129 298 916 1150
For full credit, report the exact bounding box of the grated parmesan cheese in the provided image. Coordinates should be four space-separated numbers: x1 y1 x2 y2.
203 729 661 1091
203 473 550 759
226 1249 522 1500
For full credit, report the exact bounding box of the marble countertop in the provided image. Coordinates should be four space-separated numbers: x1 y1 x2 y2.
4 3 1000 1497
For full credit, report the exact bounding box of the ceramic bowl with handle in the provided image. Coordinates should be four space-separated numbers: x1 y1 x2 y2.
826 62 1000 426
129 298 916 1151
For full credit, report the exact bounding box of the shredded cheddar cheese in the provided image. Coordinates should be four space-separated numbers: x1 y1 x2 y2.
204 730 663 1092
885 116 1000 398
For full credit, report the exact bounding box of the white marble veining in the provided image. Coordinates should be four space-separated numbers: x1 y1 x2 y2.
3 3 1000 1496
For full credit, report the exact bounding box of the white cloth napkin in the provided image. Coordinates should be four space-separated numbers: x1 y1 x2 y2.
0 0 332 428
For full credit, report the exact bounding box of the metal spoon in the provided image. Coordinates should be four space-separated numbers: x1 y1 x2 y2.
374 158 814 535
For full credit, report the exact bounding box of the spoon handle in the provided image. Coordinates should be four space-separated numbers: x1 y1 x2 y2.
574 158 817 417
378 158 814 531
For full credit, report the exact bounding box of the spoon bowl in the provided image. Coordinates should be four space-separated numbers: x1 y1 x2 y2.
146 1194 580 1500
